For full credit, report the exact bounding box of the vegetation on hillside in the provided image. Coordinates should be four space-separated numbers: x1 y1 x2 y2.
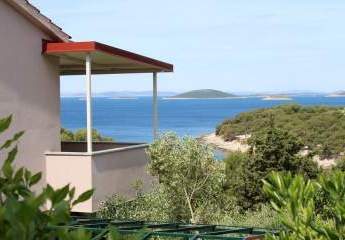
61 128 113 142
170 89 236 98
216 104 345 158
225 124 319 210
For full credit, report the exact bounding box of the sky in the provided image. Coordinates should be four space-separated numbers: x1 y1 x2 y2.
32 0 345 93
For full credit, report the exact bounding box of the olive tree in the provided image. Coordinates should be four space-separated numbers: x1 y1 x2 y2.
147 133 226 223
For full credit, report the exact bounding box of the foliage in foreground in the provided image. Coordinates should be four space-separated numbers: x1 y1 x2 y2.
98 185 172 222
224 124 319 210
0 115 120 240
217 104 345 158
61 128 113 142
263 171 345 239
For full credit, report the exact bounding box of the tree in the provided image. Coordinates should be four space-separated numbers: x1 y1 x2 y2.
223 151 248 193
147 133 226 223
233 124 318 209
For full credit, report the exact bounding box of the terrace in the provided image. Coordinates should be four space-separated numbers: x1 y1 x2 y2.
43 41 173 212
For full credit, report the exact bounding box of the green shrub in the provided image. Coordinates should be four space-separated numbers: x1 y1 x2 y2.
229 125 319 210
98 132 288 228
61 128 113 142
223 151 248 192
334 156 345 171
263 171 345 239
219 204 280 229
98 185 280 228
98 185 172 222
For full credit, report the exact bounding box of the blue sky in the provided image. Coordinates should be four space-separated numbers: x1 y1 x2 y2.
32 0 345 93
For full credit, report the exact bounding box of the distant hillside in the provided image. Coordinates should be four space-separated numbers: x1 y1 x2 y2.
170 89 236 99
216 105 345 158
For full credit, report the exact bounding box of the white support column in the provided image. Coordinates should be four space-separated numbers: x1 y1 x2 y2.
152 72 158 140
85 54 93 153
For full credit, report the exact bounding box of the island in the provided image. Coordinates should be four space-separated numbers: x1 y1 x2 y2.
262 95 292 100
327 91 345 97
167 89 237 99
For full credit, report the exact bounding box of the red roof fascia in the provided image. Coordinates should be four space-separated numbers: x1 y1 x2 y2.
43 41 173 72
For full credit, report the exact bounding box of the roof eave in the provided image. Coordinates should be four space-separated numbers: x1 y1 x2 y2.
43 41 174 73
5 0 71 42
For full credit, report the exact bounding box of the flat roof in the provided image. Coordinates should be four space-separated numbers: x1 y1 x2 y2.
43 41 173 75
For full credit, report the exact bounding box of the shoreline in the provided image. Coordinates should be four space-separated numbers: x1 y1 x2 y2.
262 97 292 101
199 133 250 152
200 133 337 168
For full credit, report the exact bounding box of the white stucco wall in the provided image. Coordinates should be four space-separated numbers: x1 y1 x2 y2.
46 145 154 212
92 147 154 209
46 154 93 212
0 1 61 190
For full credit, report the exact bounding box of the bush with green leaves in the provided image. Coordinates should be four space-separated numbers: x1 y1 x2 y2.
98 185 172 222
223 151 248 193
99 133 281 228
0 115 122 240
99 133 234 224
263 171 345 239
219 204 280 229
61 128 113 142
98 183 280 228
225 124 319 210
334 156 345 171
97 129 321 229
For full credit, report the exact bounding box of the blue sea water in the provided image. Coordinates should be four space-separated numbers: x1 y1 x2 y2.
61 96 345 143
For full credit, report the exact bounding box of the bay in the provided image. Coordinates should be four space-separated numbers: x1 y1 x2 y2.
61 96 345 143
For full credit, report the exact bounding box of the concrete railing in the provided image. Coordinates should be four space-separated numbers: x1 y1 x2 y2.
45 142 153 212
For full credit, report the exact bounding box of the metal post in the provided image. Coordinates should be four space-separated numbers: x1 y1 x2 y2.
85 54 93 153
152 72 158 139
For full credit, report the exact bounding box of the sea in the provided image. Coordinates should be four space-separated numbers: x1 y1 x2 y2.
61 96 345 143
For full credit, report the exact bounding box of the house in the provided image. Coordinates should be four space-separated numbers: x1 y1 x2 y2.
0 0 173 212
